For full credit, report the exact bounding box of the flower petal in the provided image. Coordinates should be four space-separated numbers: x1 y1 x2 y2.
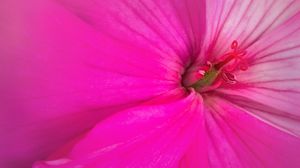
218 8 300 137
33 90 203 168
203 96 300 168
57 0 206 64
200 0 300 60
0 0 205 167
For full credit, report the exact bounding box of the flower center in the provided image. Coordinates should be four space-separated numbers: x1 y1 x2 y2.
186 40 248 92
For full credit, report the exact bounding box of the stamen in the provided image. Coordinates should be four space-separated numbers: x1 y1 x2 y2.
186 40 248 92
194 63 211 79
222 72 237 84
214 40 247 71
198 70 206 76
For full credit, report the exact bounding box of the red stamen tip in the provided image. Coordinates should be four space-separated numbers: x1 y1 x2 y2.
231 40 238 50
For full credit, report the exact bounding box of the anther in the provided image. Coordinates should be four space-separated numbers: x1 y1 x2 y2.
231 40 238 50
222 72 237 84
198 70 206 76
214 40 247 71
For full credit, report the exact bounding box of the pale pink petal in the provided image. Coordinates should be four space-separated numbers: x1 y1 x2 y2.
218 7 300 136
200 0 300 60
33 90 203 168
203 96 300 168
0 0 207 167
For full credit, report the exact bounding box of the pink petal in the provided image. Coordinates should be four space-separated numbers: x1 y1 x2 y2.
178 109 209 168
0 0 206 167
33 90 203 168
202 96 300 168
57 0 206 63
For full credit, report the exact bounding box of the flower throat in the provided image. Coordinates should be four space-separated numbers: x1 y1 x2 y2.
188 40 248 92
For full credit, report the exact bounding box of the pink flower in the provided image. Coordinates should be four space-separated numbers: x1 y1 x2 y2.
1 0 300 167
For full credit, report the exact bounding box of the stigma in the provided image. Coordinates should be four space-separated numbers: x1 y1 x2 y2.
188 40 248 92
